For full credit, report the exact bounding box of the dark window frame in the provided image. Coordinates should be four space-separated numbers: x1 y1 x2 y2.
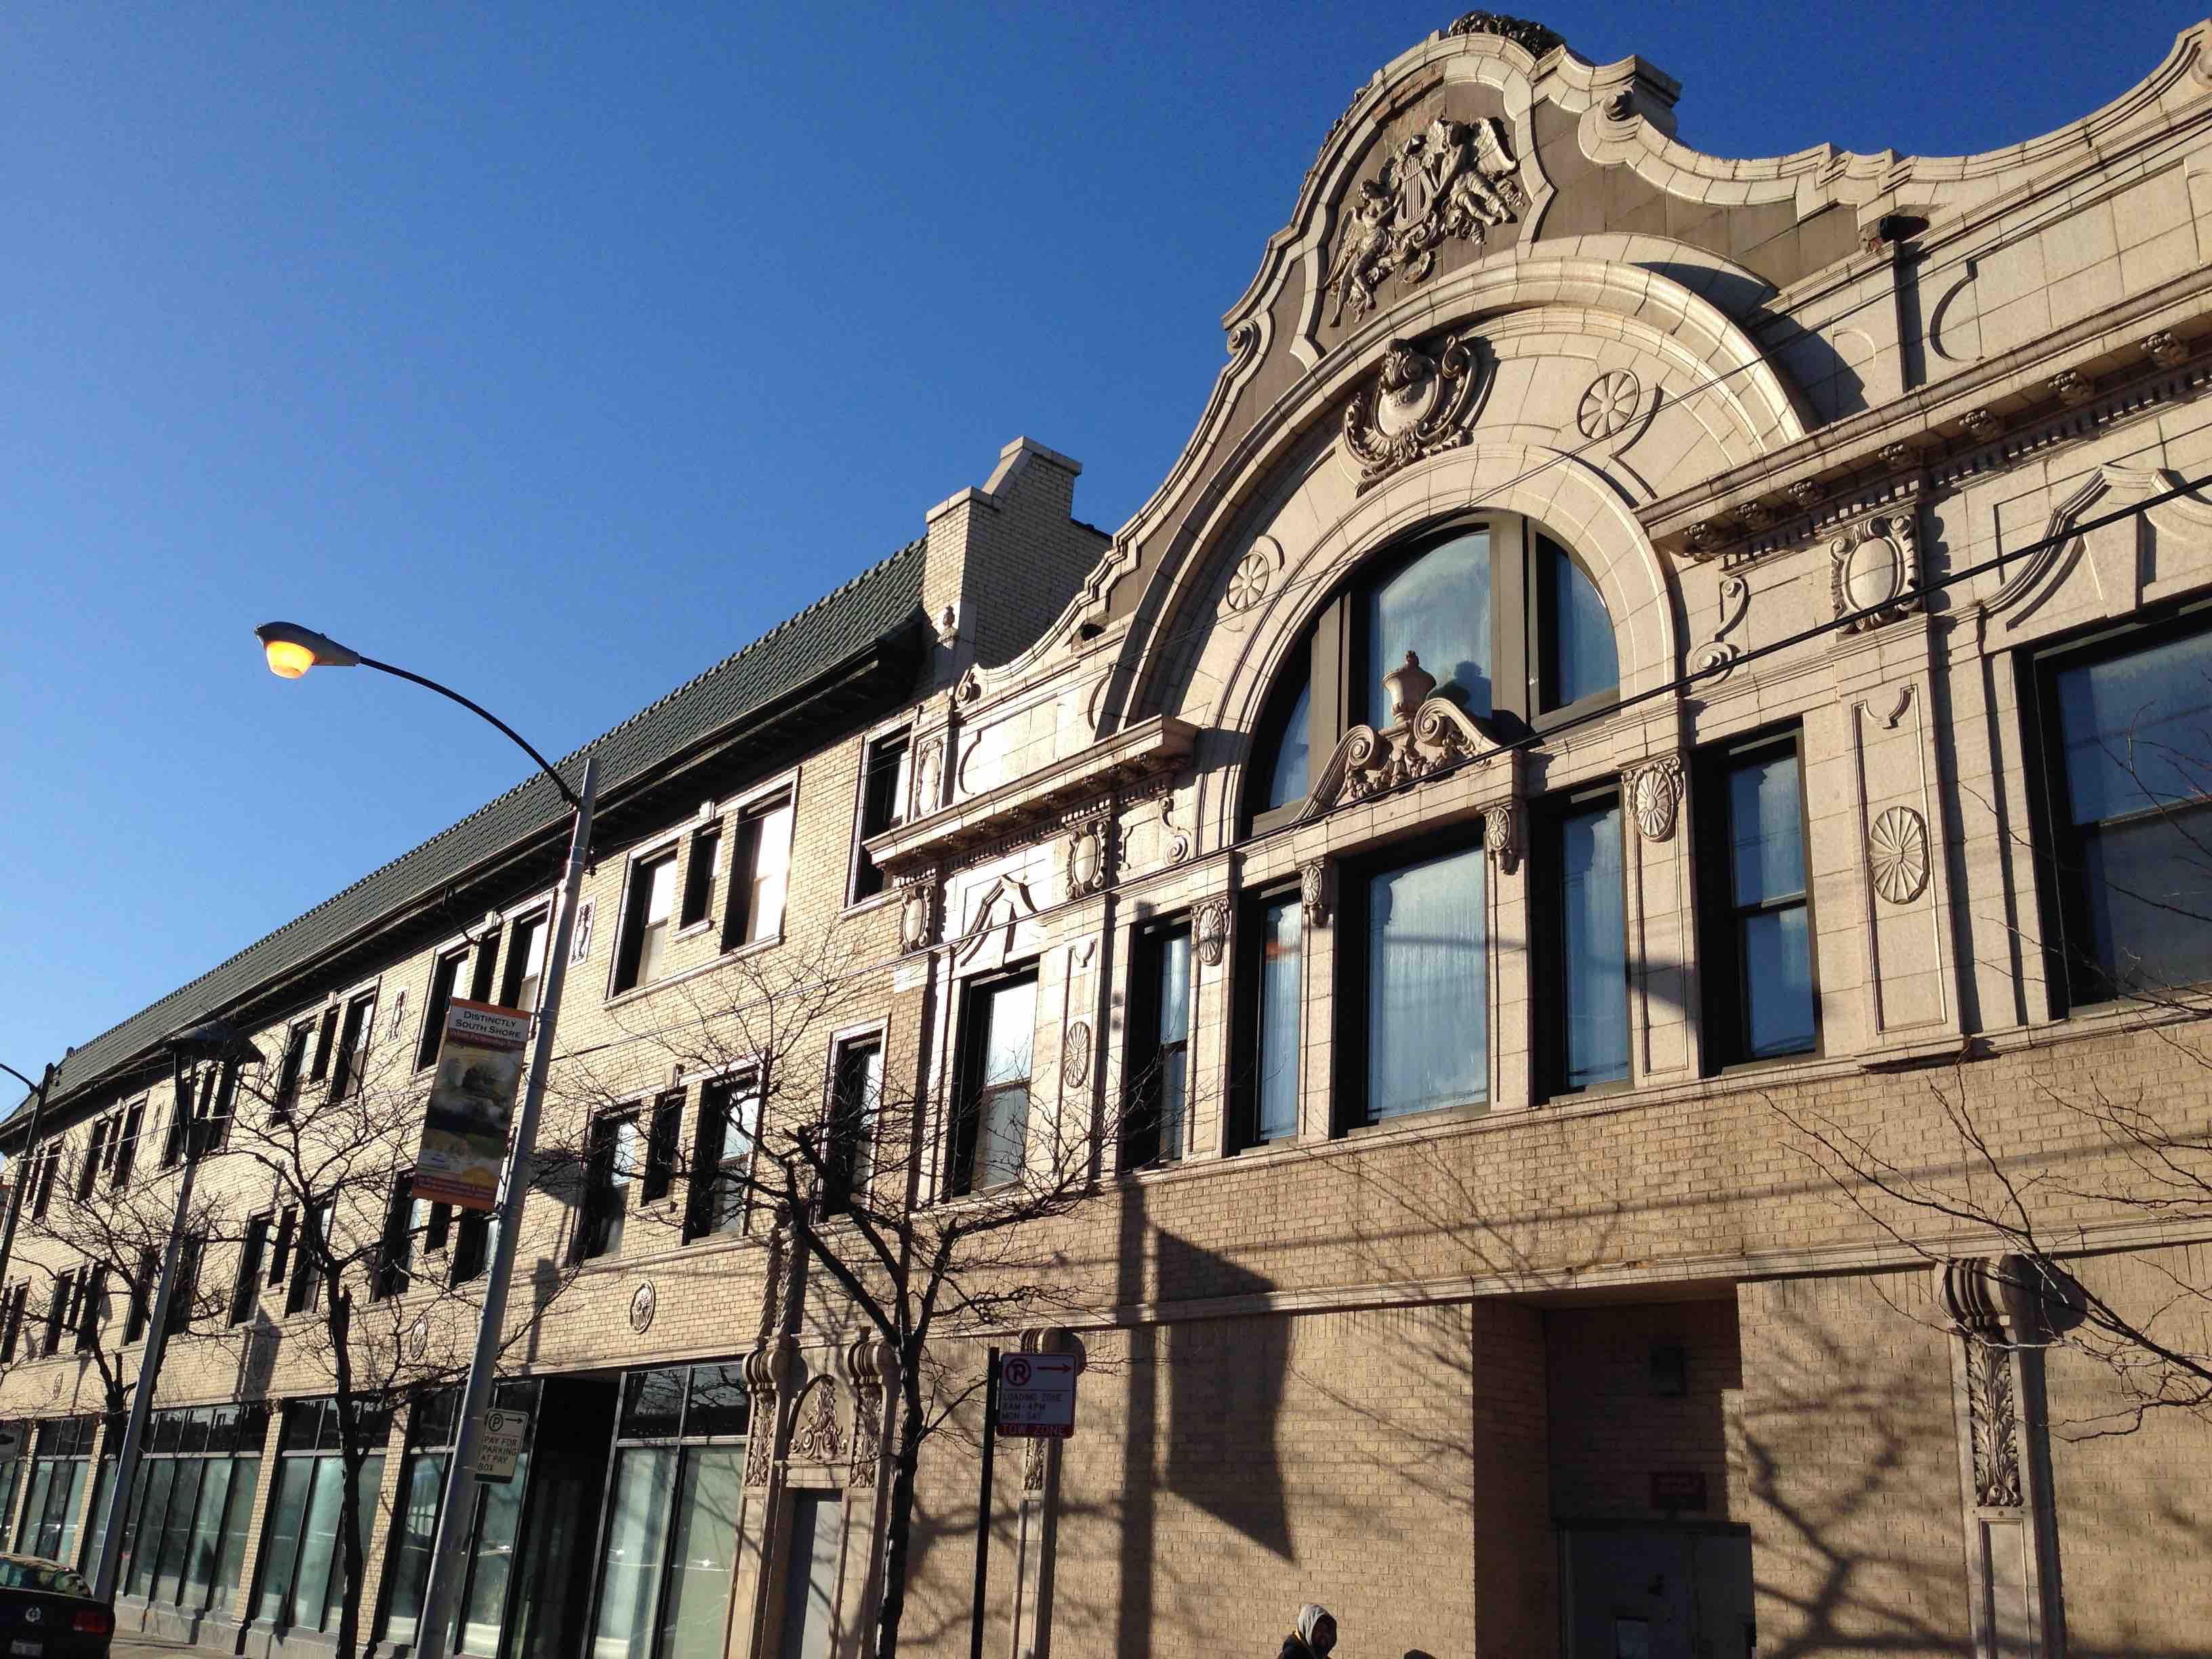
685 1074 759 1242
1230 884 1305 1151
1532 781 1633 1103
232 1215 272 1326
679 821 722 931
1694 723 1822 1071
819 1032 886 1217
498 908 552 1012
272 1023 312 1120
580 1109 644 1261
417 948 470 1072
613 848 681 996
1124 918 1194 1169
850 729 913 905
722 793 797 951
948 968 1038 1197
328 991 379 1103
2022 601 2212 1016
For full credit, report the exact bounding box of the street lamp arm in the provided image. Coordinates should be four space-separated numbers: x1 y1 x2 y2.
0 1062 37 1094
354 655 583 812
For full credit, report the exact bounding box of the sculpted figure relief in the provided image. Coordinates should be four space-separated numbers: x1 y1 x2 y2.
1324 116 1525 328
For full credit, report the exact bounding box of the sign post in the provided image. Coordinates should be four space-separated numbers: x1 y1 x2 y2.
967 1348 1078 1659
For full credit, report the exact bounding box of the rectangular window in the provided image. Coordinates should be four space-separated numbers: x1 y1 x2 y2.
307 1005 340 1086
1126 922 1193 1167
851 731 912 903
1536 792 1630 1097
232 1215 272 1326
126 1248 159 1343
167 1235 203 1335
287 1199 333 1315
203 1065 239 1154
29 1145 61 1218
376 1380 537 1651
0 1282 27 1362
2034 616 2212 1005
329 991 378 1102
112 1100 143 1188
686 1078 759 1240
468 930 501 1003
250 1399 389 1634
615 853 680 993
680 823 722 930
643 1090 683 1205
954 974 1036 1193
77 1120 110 1200
272 1023 312 1118
1697 729 1818 1066
1350 844 1490 1124
501 911 550 1013
74 1267 106 1351
822 1038 884 1214
375 1176 417 1300
418 949 470 1070
1241 893 1303 1145
583 1112 644 1259
723 796 796 949
42 1271 76 1357
268 1208 298 1293
450 1209 494 1286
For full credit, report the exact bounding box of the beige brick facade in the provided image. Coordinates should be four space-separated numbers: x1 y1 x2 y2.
7 16 2212 1659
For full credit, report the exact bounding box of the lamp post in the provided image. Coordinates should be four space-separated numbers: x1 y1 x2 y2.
253 621 595 1659
92 1019 262 1601
0 1059 57 1292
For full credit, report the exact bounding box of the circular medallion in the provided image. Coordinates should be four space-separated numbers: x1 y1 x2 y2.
1061 1022 1094 1090
1868 806 1931 904
1839 529 1908 613
406 1315 430 1363
1225 550 1273 613
629 1280 657 1335
1577 369 1642 441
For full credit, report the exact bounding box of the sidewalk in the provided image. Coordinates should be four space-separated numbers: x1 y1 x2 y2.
112 1638 217 1659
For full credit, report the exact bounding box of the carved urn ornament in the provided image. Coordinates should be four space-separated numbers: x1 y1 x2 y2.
1345 334 1483 494
1382 651 1438 724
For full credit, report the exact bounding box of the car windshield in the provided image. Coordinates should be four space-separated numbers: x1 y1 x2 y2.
0 1561 89 1596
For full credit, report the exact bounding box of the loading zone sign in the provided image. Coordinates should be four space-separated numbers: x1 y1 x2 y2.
996 1353 1078 1439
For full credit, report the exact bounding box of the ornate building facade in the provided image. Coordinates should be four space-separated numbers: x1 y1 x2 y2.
6 15 2212 1659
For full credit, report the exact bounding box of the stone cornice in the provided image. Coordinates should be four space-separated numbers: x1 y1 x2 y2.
862 716 1197 876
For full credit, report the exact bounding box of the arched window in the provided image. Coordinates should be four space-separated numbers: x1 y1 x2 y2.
1247 513 1618 827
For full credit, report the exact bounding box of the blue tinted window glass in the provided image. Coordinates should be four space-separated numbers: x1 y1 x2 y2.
1560 801 1629 1089
1366 846 1488 1121
1543 537 1619 710
1727 754 1805 905
1265 678 1310 811
1256 899 1301 1141
1367 530 1490 723
1742 907 1816 1058
2055 630 2212 825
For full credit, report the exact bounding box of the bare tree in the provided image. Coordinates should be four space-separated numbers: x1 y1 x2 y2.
572 923 1147 1659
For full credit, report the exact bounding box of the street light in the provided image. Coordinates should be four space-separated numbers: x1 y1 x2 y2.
93 1018 262 1600
252 620 596 1659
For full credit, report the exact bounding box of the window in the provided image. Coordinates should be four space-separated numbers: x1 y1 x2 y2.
167 1235 204 1335
1247 514 1618 827
469 930 501 1003
75 1267 107 1352
1126 922 1193 1167
586 1365 750 1659
615 852 680 994
377 1380 538 1652
680 823 722 930
203 1064 240 1154
267 1208 297 1298
286 1198 335 1316
953 974 1036 1193
14 1418 98 1565
449 1209 494 1286
307 1004 340 1087
232 1215 272 1326
77 1120 110 1201
26 1143 61 1218
270 1023 310 1120
501 911 550 1013
821 1038 884 1215
375 1176 419 1300
851 729 912 902
1342 843 1490 1126
1536 789 1630 1097
41 1271 77 1357
1238 893 1303 1145
419 949 470 1070
686 1078 759 1241
125 1248 160 1343
1697 728 1818 1067
110 1100 143 1188
724 796 796 949
582 1111 644 1260
2032 614 2212 1006
250 1397 390 1635
329 991 378 1102
0 1282 27 1362
109 1404 266 1615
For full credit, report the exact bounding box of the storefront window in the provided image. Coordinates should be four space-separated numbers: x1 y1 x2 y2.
380 1381 539 1655
15 1418 97 1563
588 1365 751 1659
249 1397 389 1633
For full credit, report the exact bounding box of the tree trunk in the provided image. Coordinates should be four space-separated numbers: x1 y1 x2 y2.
325 1286 368 1659
874 1376 930 1659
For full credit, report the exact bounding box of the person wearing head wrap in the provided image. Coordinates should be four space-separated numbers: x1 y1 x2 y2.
1281 1604 1338 1659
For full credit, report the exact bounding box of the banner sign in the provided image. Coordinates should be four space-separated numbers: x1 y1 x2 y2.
415 999 530 1211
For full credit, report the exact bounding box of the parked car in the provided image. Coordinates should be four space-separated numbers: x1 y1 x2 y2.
0 1557 112 1659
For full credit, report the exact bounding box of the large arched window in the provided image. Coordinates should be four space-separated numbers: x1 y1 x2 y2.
1248 513 1618 827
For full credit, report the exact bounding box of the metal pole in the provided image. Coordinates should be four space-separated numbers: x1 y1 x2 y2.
91 1054 205 1601
0 1063 57 1292
413 756 596 1659
968 1347 1000 1659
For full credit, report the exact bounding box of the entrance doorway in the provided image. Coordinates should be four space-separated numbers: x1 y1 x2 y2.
1559 1526 1753 1659
776 1493 842 1659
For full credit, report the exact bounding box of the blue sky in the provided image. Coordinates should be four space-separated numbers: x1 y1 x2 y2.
2 1 2202 1080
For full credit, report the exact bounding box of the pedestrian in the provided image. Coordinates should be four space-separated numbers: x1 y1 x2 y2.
1282 1604 1338 1659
